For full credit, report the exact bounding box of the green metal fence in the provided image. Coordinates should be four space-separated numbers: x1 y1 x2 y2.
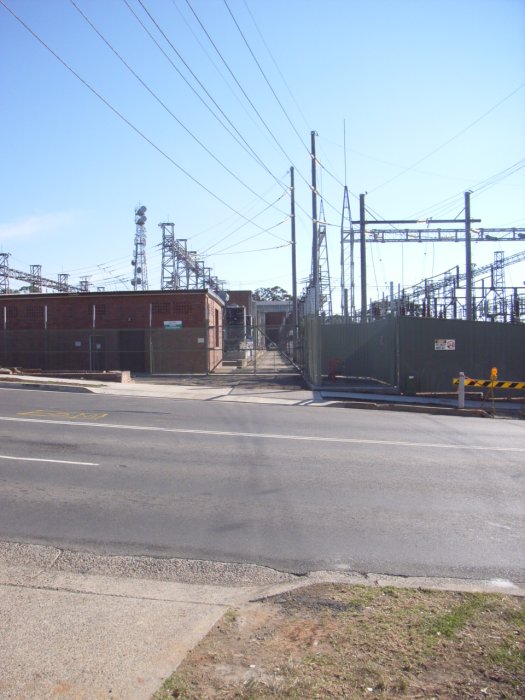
1 325 222 375
298 315 525 393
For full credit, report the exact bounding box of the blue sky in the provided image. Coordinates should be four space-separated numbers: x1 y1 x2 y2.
1 0 524 310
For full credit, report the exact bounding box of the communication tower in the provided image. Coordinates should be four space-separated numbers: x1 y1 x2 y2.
131 205 148 291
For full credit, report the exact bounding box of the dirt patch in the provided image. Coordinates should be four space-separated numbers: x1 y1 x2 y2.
153 583 524 699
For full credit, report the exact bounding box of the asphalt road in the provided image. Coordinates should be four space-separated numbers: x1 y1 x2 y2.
0 385 524 582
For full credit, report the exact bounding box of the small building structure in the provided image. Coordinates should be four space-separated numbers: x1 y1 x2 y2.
1 289 224 374
254 299 293 349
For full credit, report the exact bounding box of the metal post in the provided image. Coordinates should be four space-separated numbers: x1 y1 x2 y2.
465 191 472 321
458 371 465 409
149 303 153 374
311 131 318 313
360 194 367 322
3 306 6 367
290 167 298 361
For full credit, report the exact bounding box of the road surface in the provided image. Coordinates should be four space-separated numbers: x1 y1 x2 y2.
0 384 523 582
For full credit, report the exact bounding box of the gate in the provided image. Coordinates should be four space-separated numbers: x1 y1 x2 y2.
222 314 300 377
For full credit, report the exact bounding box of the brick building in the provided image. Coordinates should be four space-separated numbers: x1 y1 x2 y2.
1 289 224 374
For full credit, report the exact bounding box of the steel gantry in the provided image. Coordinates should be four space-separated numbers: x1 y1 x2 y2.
369 250 525 322
342 191 525 321
0 253 84 294
159 222 221 293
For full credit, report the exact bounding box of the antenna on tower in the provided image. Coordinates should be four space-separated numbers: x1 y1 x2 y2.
340 186 355 318
131 205 149 291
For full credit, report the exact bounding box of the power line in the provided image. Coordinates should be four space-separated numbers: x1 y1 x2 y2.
370 81 525 193
68 0 288 216
130 0 287 192
207 217 290 256
183 0 312 190
210 242 291 257
202 194 290 254
409 158 525 220
0 0 286 236
241 0 311 134
223 0 310 156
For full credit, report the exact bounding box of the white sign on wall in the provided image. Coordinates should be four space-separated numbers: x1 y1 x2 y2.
164 320 183 330
434 338 455 351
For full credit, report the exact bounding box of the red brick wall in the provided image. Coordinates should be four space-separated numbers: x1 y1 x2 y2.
1 290 224 373
1 291 213 331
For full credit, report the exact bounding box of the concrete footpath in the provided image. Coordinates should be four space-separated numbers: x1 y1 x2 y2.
2 543 523 700
1 370 522 416
0 542 303 700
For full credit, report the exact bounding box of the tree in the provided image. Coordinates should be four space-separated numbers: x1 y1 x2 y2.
253 286 292 302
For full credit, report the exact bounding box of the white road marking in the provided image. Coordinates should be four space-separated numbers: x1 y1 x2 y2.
0 454 98 466
489 579 519 589
0 415 524 453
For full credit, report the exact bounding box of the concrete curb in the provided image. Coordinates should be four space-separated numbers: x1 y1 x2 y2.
1 375 523 417
1 541 523 699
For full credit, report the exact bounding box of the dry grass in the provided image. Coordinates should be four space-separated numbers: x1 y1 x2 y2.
153 583 524 700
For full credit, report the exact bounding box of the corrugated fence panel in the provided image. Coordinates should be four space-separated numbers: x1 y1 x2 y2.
398 317 525 392
321 317 397 385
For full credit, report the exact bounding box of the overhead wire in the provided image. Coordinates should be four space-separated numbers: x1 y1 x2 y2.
211 242 291 256
68 0 289 216
241 0 311 133
409 158 525 220
222 0 310 157
0 0 288 238
370 81 525 193
202 193 290 254
207 217 290 255
183 0 313 191
124 0 288 193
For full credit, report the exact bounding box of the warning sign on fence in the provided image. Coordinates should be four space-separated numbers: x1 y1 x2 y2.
435 338 455 351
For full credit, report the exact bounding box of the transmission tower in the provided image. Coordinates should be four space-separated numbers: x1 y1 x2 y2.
317 199 333 316
340 185 355 318
159 222 221 292
131 205 148 291
160 222 178 289
57 273 70 292
0 254 9 294
79 277 91 292
29 265 42 293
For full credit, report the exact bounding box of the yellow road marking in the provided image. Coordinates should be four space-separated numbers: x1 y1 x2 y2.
17 410 108 421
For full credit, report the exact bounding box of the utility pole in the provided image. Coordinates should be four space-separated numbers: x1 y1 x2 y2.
340 185 354 318
360 194 367 322
290 167 298 359
465 191 472 320
311 130 319 313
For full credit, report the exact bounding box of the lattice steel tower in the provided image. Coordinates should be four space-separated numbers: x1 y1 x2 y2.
340 185 356 318
159 222 221 292
131 205 148 291
0 253 9 294
317 199 333 316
